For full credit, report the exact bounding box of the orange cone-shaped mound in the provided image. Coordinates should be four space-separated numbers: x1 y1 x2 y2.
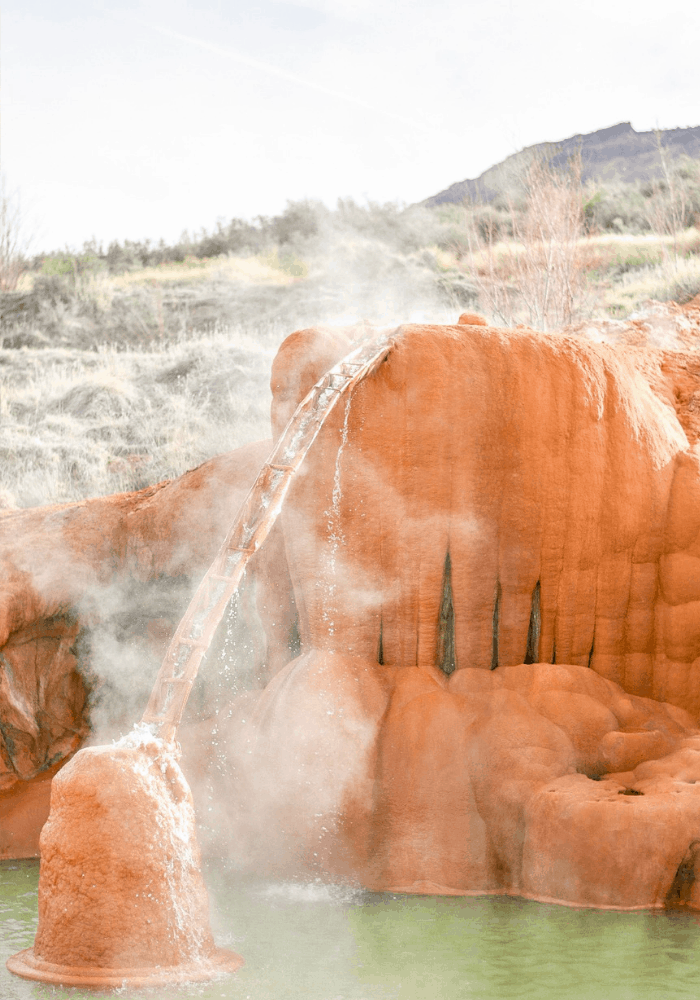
7 727 242 989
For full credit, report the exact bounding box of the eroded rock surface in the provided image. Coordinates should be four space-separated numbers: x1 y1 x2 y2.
8 732 242 987
213 654 700 908
7 318 700 912
274 323 700 714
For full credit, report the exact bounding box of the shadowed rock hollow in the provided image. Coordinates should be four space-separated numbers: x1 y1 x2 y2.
6 317 700 909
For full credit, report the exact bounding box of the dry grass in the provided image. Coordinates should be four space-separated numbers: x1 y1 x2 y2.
603 256 700 316
5 219 700 514
21 253 305 293
436 230 700 273
0 238 458 510
436 228 700 325
579 230 700 271
0 326 276 508
113 253 303 288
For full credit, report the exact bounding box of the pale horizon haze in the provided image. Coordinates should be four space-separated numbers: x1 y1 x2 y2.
2 0 699 253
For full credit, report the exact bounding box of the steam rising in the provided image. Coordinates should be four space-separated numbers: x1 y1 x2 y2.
5 207 700 888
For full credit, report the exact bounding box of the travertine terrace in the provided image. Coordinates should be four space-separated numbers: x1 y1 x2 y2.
5 314 700 909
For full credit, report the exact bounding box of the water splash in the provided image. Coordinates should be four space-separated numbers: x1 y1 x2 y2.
116 720 160 750
257 880 363 905
113 723 208 952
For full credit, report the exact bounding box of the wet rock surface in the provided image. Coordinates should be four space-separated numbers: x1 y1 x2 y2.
8 733 242 986
6 319 700 911
0 439 273 852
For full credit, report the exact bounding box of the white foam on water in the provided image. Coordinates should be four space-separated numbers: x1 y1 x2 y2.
257 880 362 905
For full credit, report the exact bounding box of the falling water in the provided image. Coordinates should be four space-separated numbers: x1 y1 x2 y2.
321 395 353 647
112 725 211 959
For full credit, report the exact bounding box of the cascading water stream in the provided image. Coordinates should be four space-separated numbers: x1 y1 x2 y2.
140 328 396 743
321 395 353 646
6 327 397 989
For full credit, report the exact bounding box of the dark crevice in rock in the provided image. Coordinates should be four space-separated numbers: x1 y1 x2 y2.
667 841 700 907
377 619 384 666
551 640 556 665
618 788 644 795
587 637 595 669
437 552 456 676
490 580 501 671
524 582 541 665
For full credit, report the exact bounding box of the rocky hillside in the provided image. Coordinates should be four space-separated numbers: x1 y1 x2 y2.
423 122 700 208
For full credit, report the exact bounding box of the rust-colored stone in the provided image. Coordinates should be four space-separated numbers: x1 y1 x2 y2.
204 320 700 908
7 734 242 987
277 324 691 704
221 656 700 908
9 317 700 917
0 439 273 857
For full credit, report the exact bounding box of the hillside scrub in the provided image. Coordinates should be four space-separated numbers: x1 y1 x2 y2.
0 209 466 510
0 326 276 509
8 227 700 356
444 145 700 328
31 198 447 278
4 181 700 513
7 175 700 349
3 228 466 354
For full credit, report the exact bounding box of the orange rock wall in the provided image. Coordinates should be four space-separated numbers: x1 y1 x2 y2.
9 318 700 912
278 324 700 715
186 320 700 908
216 651 700 907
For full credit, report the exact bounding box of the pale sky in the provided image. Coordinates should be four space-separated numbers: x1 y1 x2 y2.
3 0 699 252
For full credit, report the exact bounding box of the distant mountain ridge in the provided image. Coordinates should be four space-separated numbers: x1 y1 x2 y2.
423 122 700 208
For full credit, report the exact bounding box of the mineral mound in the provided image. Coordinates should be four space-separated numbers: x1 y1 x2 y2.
5 318 700 908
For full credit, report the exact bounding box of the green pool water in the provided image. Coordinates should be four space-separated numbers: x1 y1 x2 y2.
3 858 700 999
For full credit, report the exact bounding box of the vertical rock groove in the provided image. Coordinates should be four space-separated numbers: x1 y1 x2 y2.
524 582 541 665
377 619 385 666
437 552 456 675
666 841 700 907
491 581 501 670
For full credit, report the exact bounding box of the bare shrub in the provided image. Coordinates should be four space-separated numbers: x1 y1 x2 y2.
0 177 31 292
458 152 592 331
644 132 700 263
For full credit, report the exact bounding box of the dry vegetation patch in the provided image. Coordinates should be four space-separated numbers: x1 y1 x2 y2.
4 167 700 512
0 330 275 508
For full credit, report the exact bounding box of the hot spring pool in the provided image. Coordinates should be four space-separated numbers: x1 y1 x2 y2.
3 857 700 999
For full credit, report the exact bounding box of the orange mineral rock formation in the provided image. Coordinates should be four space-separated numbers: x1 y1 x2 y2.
275 324 692 706
7 730 242 987
204 321 700 906
0 439 277 856
220 653 700 907
7 318 700 913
